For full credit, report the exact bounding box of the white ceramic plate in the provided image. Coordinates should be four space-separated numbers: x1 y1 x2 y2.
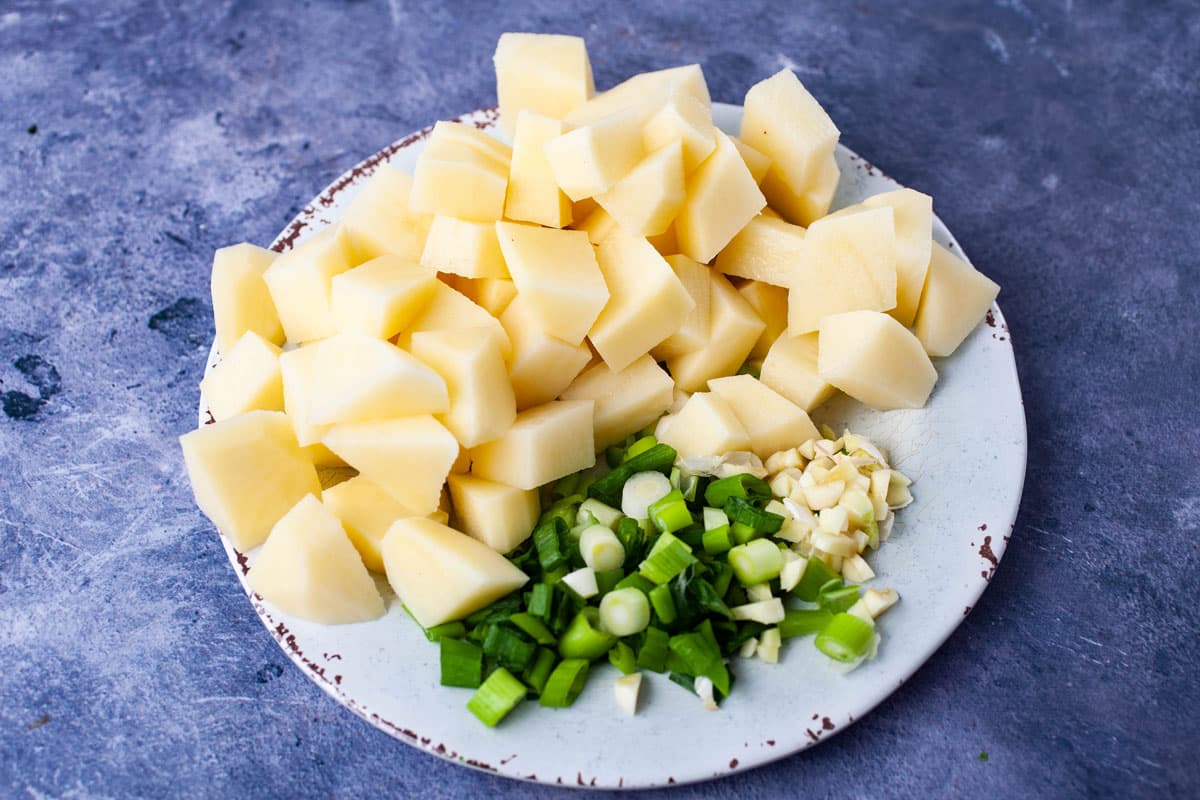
197 104 1026 789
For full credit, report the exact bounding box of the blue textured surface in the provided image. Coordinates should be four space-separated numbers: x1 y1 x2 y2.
2 1 1198 797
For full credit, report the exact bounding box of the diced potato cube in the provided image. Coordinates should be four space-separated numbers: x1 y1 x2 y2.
247 495 384 624
650 254 712 359
561 354 674 450
762 151 840 225
279 345 331 450
306 332 448 425
381 517 529 627
565 64 710 127
322 475 417 572
730 137 771 184
544 108 645 201
500 296 593 410
410 123 510 221
179 410 321 551
494 222 609 345
737 280 790 361
421 120 512 168
340 166 433 263
595 140 685 236
675 132 766 264
504 110 573 228
642 87 716 173
658 391 751 459
829 188 933 326
447 474 540 554
323 416 459 514
740 69 840 225
818 310 937 410
707 374 820 458
262 225 357 343
200 331 283 422
914 242 1001 357
451 276 518 317
666 272 765 392
419 216 508 279
210 243 283 353
410 327 516 448
714 215 807 287
493 33 594 136
759 332 837 412
787 206 898 334
394 282 512 363
330 255 437 339
470 400 596 490
574 205 619 244
647 224 679 256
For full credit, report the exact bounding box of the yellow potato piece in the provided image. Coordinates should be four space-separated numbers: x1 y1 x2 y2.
340 165 432 262
714 215 807 288
564 64 710 127
730 136 771 184
504 110 573 228
493 33 594 137
914 242 1001 357
761 151 840 225
561 354 675 450
410 327 516 448
447 474 540 554
470 400 596 490
382 517 530 628
410 123 511 221
263 225 357 344
323 475 418 573
574 205 619 245
210 243 283 354
818 310 937 410
675 132 766 264
500 295 593 410
200 331 283 422
642 87 716 173
736 280 790 361
650 254 712 360
450 276 518 318
394 282 512 363
595 140 686 237
330 255 437 339
179 410 321 551
758 332 837 412
544 108 646 201
707 374 820 458
666 272 765 392
420 216 509 279
247 495 385 624
658 391 751 460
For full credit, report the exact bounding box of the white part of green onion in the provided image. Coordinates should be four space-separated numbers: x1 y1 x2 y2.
620 470 673 520
745 583 774 603
879 511 895 542
847 599 874 623
803 480 845 510
869 469 891 521
694 676 719 711
702 506 729 531
579 524 625 571
757 628 781 664
838 488 873 524
730 598 785 625
769 468 803 501
852 530 870 553
887 471 914 509
812 530 857 558
614 672 642 716
764 499 789 518
829 632 881 675
579 498 624 530
818 507 849 534
862 587 899 618
764 447 803 475
842 554 876 584
779 555 807 592
561 566 599 600
738 637 758 658
598 587 651 636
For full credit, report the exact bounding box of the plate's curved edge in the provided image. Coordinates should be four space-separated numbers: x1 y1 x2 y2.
195 103 1028 789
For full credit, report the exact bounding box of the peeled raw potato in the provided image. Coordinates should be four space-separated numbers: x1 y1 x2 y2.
323 416 459 514
504 110 573 228
666 272 765 392
707 374 819 458
787 206 898 334
658 391 751 460
500 295 593 410
730 136 771 184
647 224 679 256
420 216 508 279
564 64 710 128
330 255 438 340
740 69 840 226
340 166 432 262
764 150 840 226
914 242 1000 357
179 411 321 551
423 120 512 168
278 345 333 454
200 331 283 422
650 254 712 360
818 310 937 410
307 332 449 425
675 132 766 264
322 475 416 572
470 400 596 490
458 277 517 318
561 354 675 450
381 517 530 627
642 86 716 173
736 280 789 361
493 33 594 137
759 331 837 412
248 494 384 624
595 139 685 237
409 122 511 221
395 282 512 363
544 108 645 201
210 243 282 353
410 327 516 448
263 225 357 343
447 474 540 554
714 215 807 288
590 228 694 371
574 205 619 245
495 222 609 345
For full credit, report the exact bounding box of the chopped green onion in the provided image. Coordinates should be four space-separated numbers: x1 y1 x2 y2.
588 443 677 507
440 637 483 688
482 625 537 672
527 583 554 620
815 612 876 662
508 612 556 646
558 607 616 660
702 525 733 555
467 667 526 727
818 582 861 614
605 444 625 468
425 621 467 642
757 627 781 664
730 521 759 544
689 577 733 620
709 560 734 599
595 567 624 597
614 571 655 595
621 470 673 520
549 589 583 636
623 435 658 462
579 524 625 571
608 641 637 675
540 494 583 529
790 556 839 602
704 473 771 507
730 598 785 624
615 516 645 565
578 498 623 529
702 507 729 531
648 583 677 624
678 471 701 503
728 538 784 585
561 566 599 600
553 471 583 498
725 496 784 534
636 626 670 672
668 631 730 697
522 647 557 694
539 658 590 707
534 518 568 572
673 523 706 550
639 531 697 584
780 608 833 639
599 587 651 636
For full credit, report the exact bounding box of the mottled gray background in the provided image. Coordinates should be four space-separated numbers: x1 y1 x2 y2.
2 0 1197 797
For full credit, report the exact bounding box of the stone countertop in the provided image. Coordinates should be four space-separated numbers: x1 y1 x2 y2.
1 1 1197 797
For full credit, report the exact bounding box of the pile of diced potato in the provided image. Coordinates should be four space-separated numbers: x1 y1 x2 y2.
181 33 1000 627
